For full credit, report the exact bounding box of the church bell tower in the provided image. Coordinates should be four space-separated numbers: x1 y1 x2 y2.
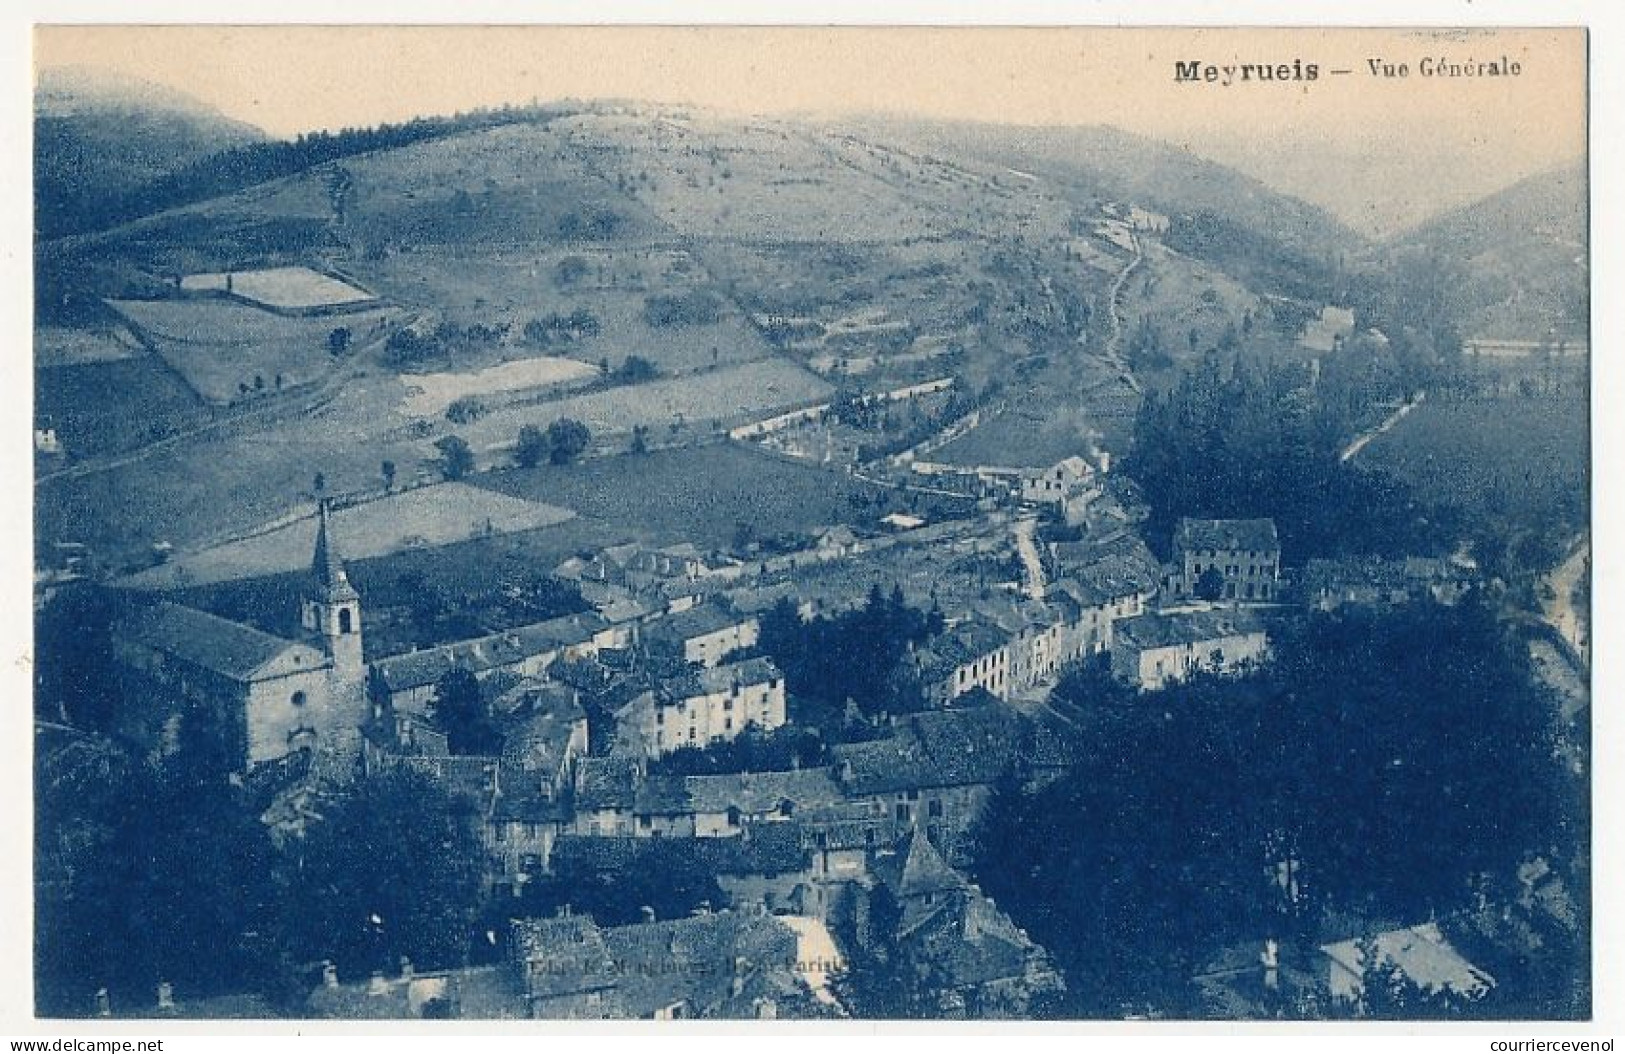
302 499 365 683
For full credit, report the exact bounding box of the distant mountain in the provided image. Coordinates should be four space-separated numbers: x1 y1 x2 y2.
835 115 1365 303
35 66 267 238
1384 163 1587 342
840 116 1365 249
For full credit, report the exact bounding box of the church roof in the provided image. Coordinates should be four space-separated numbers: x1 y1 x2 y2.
311 500 359 602
124 602 325 683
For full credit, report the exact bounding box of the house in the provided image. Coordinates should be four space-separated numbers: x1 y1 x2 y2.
1018 456 1102 524
572 755 643 837
861 831 1065 1018
551 824 815 915
306 960 527 1020
1167 517 1281 603
683 768 846 837
829 703 1058 861
111 501 369 768
1300 305 1357 353
911 619 1013 704
643 602 760 667
369 612 624 715
1111 610 1268 691
510 909 825 1019
615 657 787 758
1320 923 1495 1011
509 912 621 1018
497 681 589 796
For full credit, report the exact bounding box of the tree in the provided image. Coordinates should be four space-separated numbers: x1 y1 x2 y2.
381 459 397 492
283 766 485 976
545 418 591 465
1195 566 1226 602
434 435 474 480
514 424 549 469
429 668 499 756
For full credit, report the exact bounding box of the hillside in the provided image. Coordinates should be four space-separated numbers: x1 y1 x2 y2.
1384 162 1587 343
35 66 267 238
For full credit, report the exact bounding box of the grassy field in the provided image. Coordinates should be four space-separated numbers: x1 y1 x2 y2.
931 404 1107 469
399 356 600 417
179 266 376 310
122 482 574 589
441 357 832 453
107 298 398 404
346 246 774 379
1359 389 1588 530
34 357 207 457
475 441 935 550
36 325 141 367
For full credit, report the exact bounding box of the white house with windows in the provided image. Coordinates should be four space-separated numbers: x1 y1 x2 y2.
614 657 787 757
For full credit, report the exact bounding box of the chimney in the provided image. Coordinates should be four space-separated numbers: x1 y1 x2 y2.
368 971 390 996
322 961 339 989
156 981 175 1011
399 956 414 982
640 905 657 924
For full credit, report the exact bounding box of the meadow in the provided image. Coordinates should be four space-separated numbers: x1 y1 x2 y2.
106 298 399 404
122 481 574 589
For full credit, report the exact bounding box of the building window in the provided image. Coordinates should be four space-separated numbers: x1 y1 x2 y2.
291 690 308 707
928 799 943 819
339 608 353 634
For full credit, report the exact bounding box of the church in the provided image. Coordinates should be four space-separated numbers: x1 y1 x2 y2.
112 501 370 769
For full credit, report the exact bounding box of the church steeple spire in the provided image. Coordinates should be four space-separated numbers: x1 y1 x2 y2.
311 499 359 602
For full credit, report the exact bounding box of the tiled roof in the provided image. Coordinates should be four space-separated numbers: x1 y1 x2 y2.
373 613 611 692
683 767 843 816
647 603 751 643
660 657 781 702
511 915 620 999
123 602 323 683
1174 518 1280 555
1115 610 1265 652
575 755 640 811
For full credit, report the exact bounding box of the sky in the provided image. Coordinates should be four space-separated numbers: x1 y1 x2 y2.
34 25 1587 235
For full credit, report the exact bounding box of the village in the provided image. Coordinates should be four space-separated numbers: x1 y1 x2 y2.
29 49 1591 1025
53 405 1575 1022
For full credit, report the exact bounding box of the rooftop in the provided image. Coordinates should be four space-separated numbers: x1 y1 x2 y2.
122 601 325 684
1174 518 1280 556
1116 610 1266 652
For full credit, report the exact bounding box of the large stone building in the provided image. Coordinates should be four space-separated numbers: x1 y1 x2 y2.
1166 518 1281 603
113 501 369 768
614 657 787 757
1111 610 1268 691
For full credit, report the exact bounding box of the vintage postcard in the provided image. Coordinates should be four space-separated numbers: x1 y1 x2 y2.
25 22 1592 1029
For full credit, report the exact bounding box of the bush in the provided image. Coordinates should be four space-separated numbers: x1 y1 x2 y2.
514 424 549 469
546 418 591 464
445 396 488 424
643 289 723 328
434 435 474 480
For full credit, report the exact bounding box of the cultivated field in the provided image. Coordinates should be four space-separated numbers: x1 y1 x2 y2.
123 482 575 589
477 442 915 550
345 246 775 379
931 405 1106 469
442 357 833 454
35 325 141 367
106 298 398 404
399 357 600 417
179 266 377 311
